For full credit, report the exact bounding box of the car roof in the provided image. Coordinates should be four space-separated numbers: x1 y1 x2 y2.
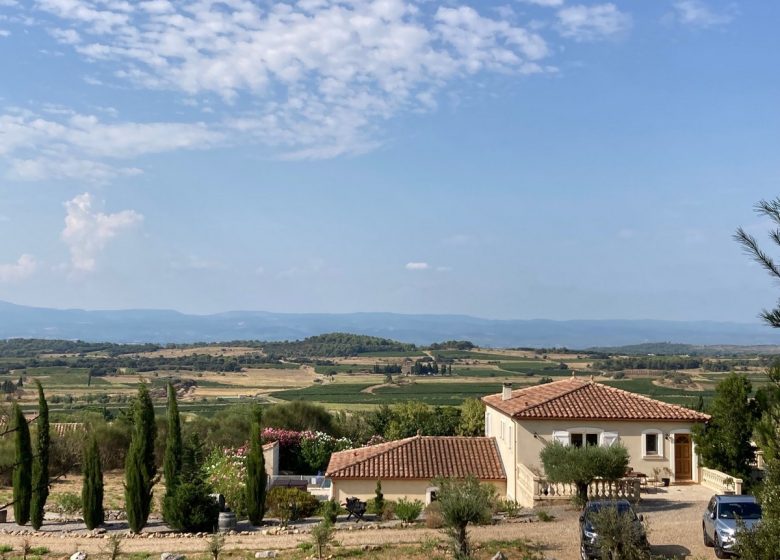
714 495 757 504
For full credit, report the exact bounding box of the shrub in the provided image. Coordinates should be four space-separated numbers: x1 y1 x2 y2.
424 501 443 529
203 447 247 518
496 498 523 518
380 500 396 521
587 504 649 560
435 476 494 560
163 480 220 533
539 442 629 506
310 519 334 559
53 492 82 515
319 499 340 524
373 480 384 516
394 498 423 522
82 435 104 530
266 487 319 525
536 510 555 522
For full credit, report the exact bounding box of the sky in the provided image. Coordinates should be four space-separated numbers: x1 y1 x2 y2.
0 0 779 322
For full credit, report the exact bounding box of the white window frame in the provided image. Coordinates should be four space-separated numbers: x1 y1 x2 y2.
566 427 603 448
641 429 664 458
601 431 619 447
485 412 491 436
553 430 571 446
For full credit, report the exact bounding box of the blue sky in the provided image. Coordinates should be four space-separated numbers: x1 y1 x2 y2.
0 0 778 321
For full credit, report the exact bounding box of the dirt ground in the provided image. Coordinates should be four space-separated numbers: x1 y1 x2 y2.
0 484 715 559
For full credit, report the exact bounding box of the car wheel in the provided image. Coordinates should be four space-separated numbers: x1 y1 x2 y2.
703 524 713 547
714 535 730 559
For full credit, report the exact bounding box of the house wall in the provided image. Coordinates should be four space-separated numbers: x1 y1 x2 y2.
486 405 702 500
330 478 506 504
263 443 280 477
486 407 517 500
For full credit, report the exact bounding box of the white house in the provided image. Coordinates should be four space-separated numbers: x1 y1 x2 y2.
482 376 710 505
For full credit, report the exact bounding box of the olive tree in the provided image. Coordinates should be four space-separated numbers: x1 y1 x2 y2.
434 475 494 560
540 442 629 506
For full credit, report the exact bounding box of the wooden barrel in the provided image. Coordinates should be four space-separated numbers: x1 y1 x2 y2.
218 512 236 532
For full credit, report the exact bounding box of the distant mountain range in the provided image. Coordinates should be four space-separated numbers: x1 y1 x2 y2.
0 300 778 348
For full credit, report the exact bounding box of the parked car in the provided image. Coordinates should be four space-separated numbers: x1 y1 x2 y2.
579 499 649 560
702 494 762 558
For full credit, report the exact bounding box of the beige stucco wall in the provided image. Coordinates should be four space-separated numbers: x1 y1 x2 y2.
486 404 703 501
331 478 506 504
263 443 279 477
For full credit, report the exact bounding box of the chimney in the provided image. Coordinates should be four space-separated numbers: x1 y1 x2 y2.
502 382 513 401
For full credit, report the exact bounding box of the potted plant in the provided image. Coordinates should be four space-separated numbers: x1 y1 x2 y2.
657 467 672 487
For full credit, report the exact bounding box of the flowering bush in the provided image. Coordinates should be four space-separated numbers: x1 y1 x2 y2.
262 428 353 473
300 432 353 472
203 446 247 517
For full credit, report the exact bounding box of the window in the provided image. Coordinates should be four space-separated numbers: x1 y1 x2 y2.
642 429 664 458
485 413 491 436
645 433 659 455
571 432 599 447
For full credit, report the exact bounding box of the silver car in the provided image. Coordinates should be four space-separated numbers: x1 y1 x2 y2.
702 494 762 558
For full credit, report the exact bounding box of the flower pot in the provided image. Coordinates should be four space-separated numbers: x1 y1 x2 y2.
661 478 670 487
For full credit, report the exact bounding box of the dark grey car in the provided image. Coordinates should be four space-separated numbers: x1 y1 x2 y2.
702 494 762 558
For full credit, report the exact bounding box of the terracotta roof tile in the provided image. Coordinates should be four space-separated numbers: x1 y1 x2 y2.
326 436 506 480
482 377 710 422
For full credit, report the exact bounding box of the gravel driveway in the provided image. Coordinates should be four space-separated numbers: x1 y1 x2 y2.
0 484 717 559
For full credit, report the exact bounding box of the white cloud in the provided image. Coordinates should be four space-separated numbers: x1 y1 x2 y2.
29 0 554 160
0 29 10 37
0 254 37 282
406 262 430 270
670 0 734 28
520 0 564 6
0 108 221 181
61 192 143 271
556 4 632 41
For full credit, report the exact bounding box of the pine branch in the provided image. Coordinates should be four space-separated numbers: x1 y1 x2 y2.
735 227 780 282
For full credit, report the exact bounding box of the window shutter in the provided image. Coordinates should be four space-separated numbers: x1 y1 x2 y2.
601 432 619 447
553 431 570 446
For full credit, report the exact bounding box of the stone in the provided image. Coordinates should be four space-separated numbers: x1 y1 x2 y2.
254 552 278 559
161 553 186 560
70 552 88 560
491 553 508 560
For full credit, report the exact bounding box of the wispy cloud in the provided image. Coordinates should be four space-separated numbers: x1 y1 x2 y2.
0 108 221 182
556 4 632 41
0 254 37 282
669 0 735 28
520 0 564 6
406 262 430 270
61 192 143 272
27 0 554 161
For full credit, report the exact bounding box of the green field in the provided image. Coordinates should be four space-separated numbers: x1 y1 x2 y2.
270 381 503 405
314 364 376 374
24 367 109 386
497 361 573 375
357 350 425 358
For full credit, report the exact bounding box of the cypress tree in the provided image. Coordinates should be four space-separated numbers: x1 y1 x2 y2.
30 381 50 530
124 383 157 533
163 383 182 496
245 406 267 525
12 402 32 525
82 434 104 530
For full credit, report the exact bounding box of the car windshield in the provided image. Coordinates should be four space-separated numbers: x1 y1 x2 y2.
719 502 762 520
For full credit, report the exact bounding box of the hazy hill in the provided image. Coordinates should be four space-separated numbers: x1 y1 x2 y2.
0 300 777 347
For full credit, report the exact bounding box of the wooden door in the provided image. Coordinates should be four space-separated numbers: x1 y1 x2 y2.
674 434 692 481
